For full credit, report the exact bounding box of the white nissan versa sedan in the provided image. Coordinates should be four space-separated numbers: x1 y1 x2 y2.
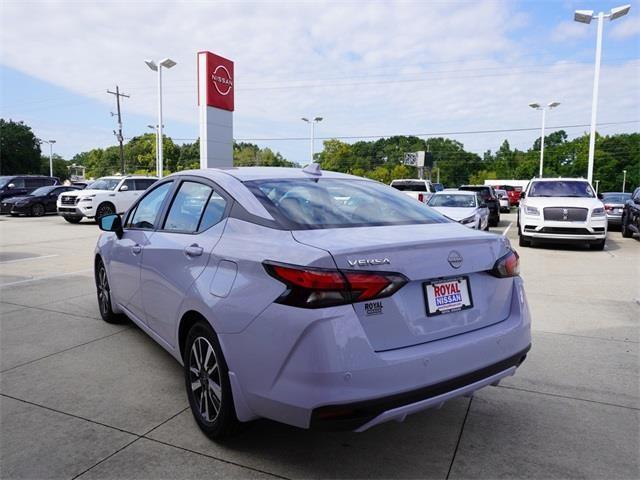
95 166 531 439
517 178 607 250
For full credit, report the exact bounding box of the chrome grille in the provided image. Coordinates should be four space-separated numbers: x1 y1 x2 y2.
543 207 588 222
60 195 77 205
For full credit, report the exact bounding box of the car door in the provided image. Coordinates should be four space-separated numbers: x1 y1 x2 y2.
116 179 140 213
108 181 175 322
141 178 229 346
46 187 67 212
8 177 28 198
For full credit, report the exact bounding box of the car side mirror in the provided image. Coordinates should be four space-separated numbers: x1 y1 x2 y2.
119 185 129 191
597 193 603 200
520 192 526 199
635 198 640 205
98 214 123 239
7 183 15 189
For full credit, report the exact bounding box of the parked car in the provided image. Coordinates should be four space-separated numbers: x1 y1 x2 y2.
495 189 511 212
390 179 435 203
57 175 157 223
0 175 60 202
484 181 527 206
517 178 606 250
0 185 81 216
427 190 489 230
95 166 531 439
459 185 500 226
70 180 93 189
621 187 640 239
600 192 631 227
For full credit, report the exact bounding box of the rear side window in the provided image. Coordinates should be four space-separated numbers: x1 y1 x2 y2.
135 179 156 191
163 182 219 233
121 179 136 191
11 178 25 188
127 181 173 229
245 178 447 230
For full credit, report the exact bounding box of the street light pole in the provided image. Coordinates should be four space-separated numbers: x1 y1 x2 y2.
41 139 56 177
145 58 177 178
574 5 631 184
528 102 560 178
301 117 323 163
622 169 627 192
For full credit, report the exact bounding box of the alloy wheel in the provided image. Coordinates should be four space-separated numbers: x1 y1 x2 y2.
32 204 45 216
97 266 110 316
189 337 222 423
96 204 114 219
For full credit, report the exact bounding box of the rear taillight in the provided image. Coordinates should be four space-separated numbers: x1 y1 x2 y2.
604 204 613 211
263 262 408 308
418 193 424 202
489 249 520 278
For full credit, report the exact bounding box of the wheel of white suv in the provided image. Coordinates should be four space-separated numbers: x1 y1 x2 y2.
184 321 239 440
518 231 531 247
95 203 115 220
590 239 606 251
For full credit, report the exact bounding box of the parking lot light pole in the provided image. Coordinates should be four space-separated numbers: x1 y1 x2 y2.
301 117 323 163
574 5 631 184
622 169 627 192
145 58 177 178
40 139 56 177
528 102 560 178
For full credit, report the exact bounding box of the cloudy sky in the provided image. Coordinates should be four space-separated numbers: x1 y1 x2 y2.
1 0 639 163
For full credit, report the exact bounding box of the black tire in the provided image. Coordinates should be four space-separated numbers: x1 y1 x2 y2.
31 203 45 217
590 239 606 251
621 215 632 238
95 202 115 220
484 222 490 231
95 259 126 324
184 321 239 440
519 233 531 247
63 216 82 224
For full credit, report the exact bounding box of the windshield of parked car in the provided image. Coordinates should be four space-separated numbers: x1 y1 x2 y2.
30 186 56 196
246 179 448 230
428 194 477 208
390 181 428 192
89 178 120 191
602 193 631 203
0 176 12 189
528 181 595 198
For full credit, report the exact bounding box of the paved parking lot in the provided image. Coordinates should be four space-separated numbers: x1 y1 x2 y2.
1 213 638 479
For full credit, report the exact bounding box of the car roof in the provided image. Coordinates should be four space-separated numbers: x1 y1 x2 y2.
529 178 588 182
433 190 476 195
173 167 368 182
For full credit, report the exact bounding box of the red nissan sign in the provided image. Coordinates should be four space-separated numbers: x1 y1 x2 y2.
198 51 234 111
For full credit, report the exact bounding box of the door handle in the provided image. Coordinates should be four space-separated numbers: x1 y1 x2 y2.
184 244 203 257
131 244 142 255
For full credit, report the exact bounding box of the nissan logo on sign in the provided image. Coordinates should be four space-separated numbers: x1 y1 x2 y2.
198 51 234 111
212 65 233 96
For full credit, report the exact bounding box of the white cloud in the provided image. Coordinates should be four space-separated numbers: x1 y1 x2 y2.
551 20 591 43
0 0 638 161
611 15 640 39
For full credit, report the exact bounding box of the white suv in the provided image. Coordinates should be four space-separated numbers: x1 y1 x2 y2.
57 175 157 223
518 178 607 250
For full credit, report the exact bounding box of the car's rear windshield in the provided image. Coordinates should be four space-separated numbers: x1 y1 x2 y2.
428 194 476 208
602 193 631 203
390 181 428 192
245 178 448 230
528 181 594 198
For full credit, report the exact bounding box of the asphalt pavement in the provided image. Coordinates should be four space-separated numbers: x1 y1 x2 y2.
0 212 638 479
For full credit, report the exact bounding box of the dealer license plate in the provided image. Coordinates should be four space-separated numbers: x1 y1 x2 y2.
424 277 473 316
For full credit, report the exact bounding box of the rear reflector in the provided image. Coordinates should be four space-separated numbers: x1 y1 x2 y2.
264 262 408 308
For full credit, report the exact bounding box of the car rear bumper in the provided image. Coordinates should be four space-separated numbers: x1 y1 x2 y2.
221 278 532 431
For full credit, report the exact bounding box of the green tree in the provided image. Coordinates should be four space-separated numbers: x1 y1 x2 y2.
40 154 70 181
0 119 42 175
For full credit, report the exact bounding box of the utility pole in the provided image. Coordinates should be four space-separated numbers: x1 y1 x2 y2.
107 86 130 174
